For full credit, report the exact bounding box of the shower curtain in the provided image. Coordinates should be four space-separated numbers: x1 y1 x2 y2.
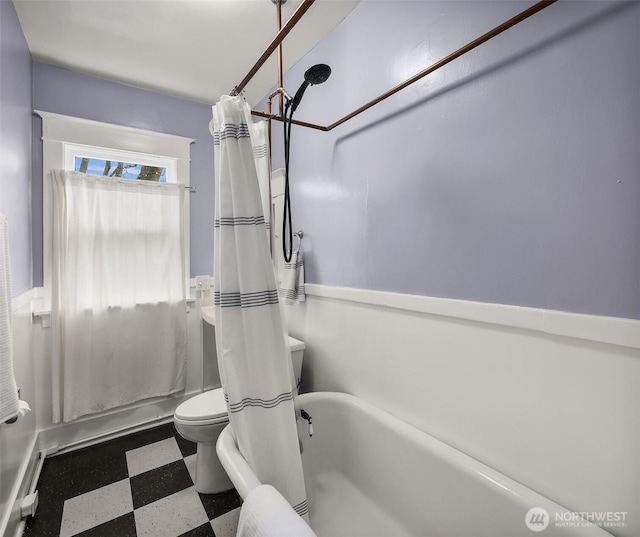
51 170 187 423
212 96 308 519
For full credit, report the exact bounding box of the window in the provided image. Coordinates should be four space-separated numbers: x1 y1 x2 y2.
74 157 167 181
65 143 177 182
37 111 194 308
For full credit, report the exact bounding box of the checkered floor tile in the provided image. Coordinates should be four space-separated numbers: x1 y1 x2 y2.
24 423 242 537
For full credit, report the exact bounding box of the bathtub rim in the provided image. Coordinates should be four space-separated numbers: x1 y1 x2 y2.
216 391 611 536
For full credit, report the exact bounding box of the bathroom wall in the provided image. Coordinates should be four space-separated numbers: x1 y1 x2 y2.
273 2 639 537
267 0 640 320
0 0 33 296
31 61 215 283
0 2 39 536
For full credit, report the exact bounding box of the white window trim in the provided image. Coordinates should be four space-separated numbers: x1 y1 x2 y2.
36 110 195 310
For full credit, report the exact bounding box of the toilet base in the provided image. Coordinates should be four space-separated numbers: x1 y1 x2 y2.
194 441 234 494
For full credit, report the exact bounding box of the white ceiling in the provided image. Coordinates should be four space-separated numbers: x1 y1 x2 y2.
12 0 359 106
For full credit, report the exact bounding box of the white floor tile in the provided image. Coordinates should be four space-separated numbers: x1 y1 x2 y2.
184 453 197 484
211 507 241 537
126 437 183 477
134 486 209 537
59 479 133 537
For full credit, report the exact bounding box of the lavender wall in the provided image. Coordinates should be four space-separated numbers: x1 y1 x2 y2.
266 0 640 319
0 0 33 297
31 62 215 284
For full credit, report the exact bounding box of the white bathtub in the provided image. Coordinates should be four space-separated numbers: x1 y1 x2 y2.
217 392 611 537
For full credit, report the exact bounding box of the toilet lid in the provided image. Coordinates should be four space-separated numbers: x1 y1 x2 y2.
175 389 228 421
288 336 305 352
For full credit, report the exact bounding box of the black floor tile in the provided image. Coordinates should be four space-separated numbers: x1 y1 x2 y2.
75 512 137 537
107 422 176 454
130 459 194 509
23 487 65 537
36 447 128 501
178 522 216 537
198 488 242 521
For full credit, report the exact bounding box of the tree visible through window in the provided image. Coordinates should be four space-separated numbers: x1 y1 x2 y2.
75 157 167 182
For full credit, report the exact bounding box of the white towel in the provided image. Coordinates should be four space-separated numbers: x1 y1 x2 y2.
3 400 31 426
237 485 317 537
280 248 305 305
0 214 19 424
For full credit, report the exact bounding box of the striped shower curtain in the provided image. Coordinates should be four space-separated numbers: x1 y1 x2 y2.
212 96 308 519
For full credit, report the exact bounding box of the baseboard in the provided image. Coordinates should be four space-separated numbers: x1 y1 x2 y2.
37 389 201 455
43 414 176 458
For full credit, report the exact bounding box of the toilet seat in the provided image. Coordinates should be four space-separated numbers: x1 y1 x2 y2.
175 388 228 425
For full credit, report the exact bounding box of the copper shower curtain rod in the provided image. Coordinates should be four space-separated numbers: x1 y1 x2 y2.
233 0 557 132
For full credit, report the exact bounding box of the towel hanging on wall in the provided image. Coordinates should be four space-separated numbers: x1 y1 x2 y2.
0 214 19 424
279 239 305 306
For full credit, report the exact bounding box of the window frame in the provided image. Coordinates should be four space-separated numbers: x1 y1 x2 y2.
37 110 194 309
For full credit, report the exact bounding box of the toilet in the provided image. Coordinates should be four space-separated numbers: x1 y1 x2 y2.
174 310 305 494
174 388 232 494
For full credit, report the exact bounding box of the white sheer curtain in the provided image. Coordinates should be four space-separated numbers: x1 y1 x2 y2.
51 170 187 423
212 97 308 519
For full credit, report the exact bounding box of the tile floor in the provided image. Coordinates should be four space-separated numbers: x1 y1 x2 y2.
24 423 242 537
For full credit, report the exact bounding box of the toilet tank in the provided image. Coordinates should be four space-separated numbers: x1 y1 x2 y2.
201 307 305 392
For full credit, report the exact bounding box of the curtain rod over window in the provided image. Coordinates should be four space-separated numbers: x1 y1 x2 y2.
233 0 557 132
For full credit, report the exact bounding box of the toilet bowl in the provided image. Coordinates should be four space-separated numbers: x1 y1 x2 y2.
174 321 306 494
174 388 232 494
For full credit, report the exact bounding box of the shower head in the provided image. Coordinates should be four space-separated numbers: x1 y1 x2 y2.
304 63 332 85
291 64 332 113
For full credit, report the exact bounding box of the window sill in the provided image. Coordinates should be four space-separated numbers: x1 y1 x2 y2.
33 298 197 329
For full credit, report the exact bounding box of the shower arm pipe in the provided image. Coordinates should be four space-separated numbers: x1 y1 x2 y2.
267 87 294 113
230 0 316 97
266 0 284 165
253 108 327 131
249 0 556 132
267 0 287 253
276 0 285 118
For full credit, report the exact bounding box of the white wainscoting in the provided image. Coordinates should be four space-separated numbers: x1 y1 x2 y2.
284 284 640 537
31 285 213 453
0 289 39 537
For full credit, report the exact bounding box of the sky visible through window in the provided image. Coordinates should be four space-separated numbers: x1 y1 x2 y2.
74 157 167 182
